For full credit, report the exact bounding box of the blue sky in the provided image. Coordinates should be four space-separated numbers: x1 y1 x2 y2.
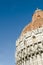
0 0 43 65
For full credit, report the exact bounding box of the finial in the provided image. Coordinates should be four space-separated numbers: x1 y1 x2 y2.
35 8 41 13
37 8 39 10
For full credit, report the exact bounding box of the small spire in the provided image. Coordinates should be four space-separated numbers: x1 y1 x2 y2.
37 8 39 10
35 8 41 12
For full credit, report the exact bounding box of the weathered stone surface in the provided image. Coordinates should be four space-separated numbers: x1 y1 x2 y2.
16 9 43 65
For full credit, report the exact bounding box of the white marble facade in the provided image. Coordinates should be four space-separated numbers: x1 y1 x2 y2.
15 27 43 65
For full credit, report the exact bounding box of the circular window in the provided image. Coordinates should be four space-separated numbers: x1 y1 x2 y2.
37 14 40 17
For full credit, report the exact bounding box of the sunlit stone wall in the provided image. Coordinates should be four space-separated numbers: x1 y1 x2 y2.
15 27 43 65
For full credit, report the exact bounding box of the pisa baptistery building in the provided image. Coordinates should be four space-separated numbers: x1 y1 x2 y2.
15 9 43 65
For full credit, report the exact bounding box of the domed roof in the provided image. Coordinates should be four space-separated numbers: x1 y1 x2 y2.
22 9 43 35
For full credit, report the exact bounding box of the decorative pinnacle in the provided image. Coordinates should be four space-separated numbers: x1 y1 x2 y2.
35 8 41 12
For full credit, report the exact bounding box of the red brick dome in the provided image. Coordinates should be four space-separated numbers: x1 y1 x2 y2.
22 9 43 34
